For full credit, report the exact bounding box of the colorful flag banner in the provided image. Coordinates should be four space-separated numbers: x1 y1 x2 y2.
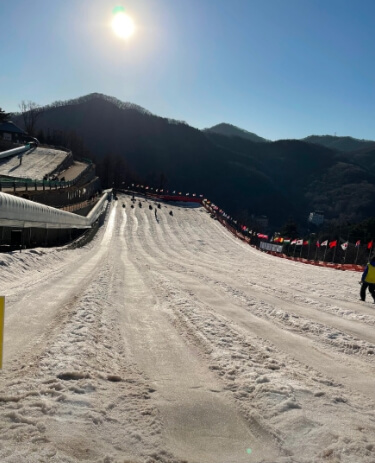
316 241 320 247
368 240 373 250
329 240 337 248
341 242 348 250
355 240 361 247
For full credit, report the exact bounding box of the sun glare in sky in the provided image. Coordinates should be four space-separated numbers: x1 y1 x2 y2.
111 6 135 40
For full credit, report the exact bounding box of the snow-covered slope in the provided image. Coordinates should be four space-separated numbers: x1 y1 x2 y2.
0 146 69 180
0 195 374 463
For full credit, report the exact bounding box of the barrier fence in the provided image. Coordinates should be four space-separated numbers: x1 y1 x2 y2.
203 201 365 273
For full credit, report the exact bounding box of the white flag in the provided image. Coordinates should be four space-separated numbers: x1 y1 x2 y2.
341 241 348 250
296 239 303 245
321 240 328 246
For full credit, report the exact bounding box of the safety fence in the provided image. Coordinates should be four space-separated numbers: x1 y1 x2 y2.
203 201 365 273
0 178 72 191
59 197 99 213
118 188 203 204
265 252 364 272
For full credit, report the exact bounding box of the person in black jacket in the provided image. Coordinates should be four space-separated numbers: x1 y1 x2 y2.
360 256 375 302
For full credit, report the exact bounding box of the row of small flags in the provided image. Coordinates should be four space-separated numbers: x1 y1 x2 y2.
209 203 237 223
131 184 203 197
273 237 374 250
204 201 374 256
204 203 374 253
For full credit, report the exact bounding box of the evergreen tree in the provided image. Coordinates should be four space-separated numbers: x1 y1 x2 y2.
0 107 10 122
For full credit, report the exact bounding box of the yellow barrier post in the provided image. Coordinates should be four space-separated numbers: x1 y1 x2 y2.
0 297 4 369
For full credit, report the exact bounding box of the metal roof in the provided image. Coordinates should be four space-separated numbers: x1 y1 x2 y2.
0 121 25 134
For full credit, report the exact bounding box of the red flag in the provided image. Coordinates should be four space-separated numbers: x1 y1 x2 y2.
329 240 337 248
316 240 320 248
368 240 373 250
355 240 361 247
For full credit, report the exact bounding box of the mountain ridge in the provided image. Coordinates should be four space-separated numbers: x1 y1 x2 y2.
11 93 375 229
203 123 270 143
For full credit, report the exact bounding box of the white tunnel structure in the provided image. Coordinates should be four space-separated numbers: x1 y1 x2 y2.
0 191 110 229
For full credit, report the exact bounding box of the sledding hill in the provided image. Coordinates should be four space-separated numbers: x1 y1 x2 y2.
1 196 374 462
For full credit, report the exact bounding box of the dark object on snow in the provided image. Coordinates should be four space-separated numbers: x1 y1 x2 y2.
131 204 134 208
169 210 173 216
149 205 153 210
360 282 375 302
158 204 161 209
139 202 142 208
122 203 125 208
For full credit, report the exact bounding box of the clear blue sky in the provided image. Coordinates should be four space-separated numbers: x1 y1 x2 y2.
1 0 374 141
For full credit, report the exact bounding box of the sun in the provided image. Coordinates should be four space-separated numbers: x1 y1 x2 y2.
111 11 135 39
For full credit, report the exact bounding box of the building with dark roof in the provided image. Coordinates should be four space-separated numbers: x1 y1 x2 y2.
0 121 25 143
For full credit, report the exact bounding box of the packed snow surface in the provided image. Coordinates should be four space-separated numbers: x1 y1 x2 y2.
1 195 375 463
0 146 69 180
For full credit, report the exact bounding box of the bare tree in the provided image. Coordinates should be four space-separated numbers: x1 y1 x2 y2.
18 100 44 135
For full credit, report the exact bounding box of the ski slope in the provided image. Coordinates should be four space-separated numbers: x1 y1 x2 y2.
0 194 375 463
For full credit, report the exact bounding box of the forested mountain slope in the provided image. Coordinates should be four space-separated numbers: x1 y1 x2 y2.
13 93 375 228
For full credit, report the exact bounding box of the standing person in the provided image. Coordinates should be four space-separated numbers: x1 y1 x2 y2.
360 255 375 302
154 208 158 220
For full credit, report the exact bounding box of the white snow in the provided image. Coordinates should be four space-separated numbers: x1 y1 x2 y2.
0 146 69 180
0 194 375 462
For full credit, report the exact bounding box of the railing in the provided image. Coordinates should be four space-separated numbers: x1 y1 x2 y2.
0 163 95 192
59 197 99 213
0 178 74 191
